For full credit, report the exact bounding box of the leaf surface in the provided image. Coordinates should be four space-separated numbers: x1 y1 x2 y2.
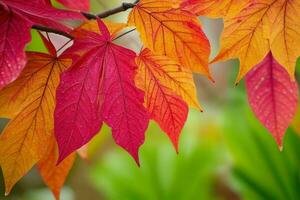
128 0 211 78
57 0 90 11
0 37 71 194
0 10 31 90
55 19 149 164
181 0 249 18
245 52 298 147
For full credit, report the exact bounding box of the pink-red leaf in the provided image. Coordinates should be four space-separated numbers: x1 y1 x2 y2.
57 0 90 11
100 44 149 164
0 0 83 89
55 20 149 164
245 52 299 147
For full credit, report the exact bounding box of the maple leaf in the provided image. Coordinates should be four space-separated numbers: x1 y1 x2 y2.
135 48 202 149
55 19 149 164
38 137 76 200
181 0 249 18
245 52 298 148
57 0 90 11
128 0 212 79
0 35 72 195
212 0 300 81
0 0 83 89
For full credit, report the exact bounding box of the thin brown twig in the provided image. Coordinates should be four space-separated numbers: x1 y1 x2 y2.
32 25 74 39
82 2 136 19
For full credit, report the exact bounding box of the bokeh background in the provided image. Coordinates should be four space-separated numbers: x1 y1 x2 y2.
1 0 300 199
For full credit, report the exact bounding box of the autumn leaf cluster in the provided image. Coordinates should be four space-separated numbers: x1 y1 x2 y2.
0 0 299 199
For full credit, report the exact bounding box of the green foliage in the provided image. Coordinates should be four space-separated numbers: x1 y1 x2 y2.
89 111 230 200
224 95 300 200
89 84 300 200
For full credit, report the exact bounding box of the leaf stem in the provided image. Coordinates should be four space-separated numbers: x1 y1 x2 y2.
113 28 136 41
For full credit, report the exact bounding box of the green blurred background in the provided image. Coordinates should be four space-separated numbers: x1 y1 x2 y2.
1 0 300 199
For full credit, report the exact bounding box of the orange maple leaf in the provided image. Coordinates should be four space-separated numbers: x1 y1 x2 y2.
0 35 71 195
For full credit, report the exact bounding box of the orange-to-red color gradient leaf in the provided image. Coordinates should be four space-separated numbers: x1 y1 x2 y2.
55 19 149 164
38 137 76 200
245 52 298 148
181 0 249 18
128 0 211 78
0 36 71 195
135 48 201 150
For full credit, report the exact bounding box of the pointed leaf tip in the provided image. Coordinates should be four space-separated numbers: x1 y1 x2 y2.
279 144 283 152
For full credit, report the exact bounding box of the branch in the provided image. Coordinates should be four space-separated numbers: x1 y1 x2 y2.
32 1 140 39
82 2 137 19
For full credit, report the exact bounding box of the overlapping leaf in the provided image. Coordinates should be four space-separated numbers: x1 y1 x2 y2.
0 0 83 89
0 36 71 195
245 52 298 147
38 137 76 200
55 19 149 164
135 48 201 149
128 0 211 78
